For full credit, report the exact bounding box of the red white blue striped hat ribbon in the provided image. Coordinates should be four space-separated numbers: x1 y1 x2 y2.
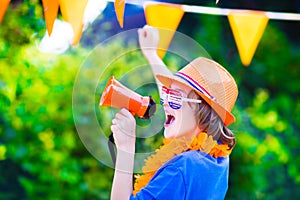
174 72 216 101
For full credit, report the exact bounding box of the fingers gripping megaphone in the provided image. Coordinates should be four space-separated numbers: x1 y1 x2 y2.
99 76 156 166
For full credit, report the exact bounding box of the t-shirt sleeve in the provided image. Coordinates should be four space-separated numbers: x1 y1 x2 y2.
130 165 186 200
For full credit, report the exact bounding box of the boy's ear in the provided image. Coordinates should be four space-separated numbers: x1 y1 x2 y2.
190 102 200 114
187 90 201 109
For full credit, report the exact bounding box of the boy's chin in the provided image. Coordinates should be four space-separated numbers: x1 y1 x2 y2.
163 129 177 140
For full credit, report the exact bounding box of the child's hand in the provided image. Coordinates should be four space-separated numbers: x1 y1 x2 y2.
111 108 136 153
138 25 159 59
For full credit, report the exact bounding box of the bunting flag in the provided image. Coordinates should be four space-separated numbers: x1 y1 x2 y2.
2 0 300 60
59 0 88 45
0 0 10 24
144 3 184 58
114 0 126 28
228 11 269 66
41 0 59 36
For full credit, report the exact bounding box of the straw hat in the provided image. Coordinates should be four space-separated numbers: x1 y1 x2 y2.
156 57 238 126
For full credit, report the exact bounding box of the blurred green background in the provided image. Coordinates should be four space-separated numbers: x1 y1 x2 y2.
1 0 300 199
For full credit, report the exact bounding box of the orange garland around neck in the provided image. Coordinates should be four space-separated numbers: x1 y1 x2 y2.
133 132 232 196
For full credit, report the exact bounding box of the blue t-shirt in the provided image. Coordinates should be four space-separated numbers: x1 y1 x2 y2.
130 150 229 200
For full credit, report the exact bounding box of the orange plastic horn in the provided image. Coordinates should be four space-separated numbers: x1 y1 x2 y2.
99 76 156 119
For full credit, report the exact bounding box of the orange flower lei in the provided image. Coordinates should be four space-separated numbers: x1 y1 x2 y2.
133 132 232 196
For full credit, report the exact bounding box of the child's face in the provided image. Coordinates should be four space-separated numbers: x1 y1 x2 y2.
162 81 200 139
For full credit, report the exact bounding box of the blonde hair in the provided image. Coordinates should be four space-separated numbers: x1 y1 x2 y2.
188 91 236 150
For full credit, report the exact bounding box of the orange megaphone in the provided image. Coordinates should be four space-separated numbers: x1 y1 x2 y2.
99 76 156 118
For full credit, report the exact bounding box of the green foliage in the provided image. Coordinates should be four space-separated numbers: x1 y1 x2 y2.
0 3 113 198
1 1 300 200
0 43 115 199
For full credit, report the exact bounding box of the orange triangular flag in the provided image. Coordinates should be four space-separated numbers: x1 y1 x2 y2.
41 0 59 36
59 0 88 45
0 0 11 24
144 3 184 58
228 11 269 66
114 0 125 28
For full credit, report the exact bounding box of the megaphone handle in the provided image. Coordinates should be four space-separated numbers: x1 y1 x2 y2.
108 132 135 187
108 132 116 167
108 112 135 168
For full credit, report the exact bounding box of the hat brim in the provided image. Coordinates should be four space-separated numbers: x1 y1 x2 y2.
156 74 235 126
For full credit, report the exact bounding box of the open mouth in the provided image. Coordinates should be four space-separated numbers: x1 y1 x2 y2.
164 114 175 127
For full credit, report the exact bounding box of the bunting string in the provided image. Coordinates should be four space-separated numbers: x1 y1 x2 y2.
107 0 299 66
183 5 300 21
1 0 299 64
182 5 300 21
107 0 300 21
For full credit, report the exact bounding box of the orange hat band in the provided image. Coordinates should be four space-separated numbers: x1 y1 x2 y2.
174 72 216 101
